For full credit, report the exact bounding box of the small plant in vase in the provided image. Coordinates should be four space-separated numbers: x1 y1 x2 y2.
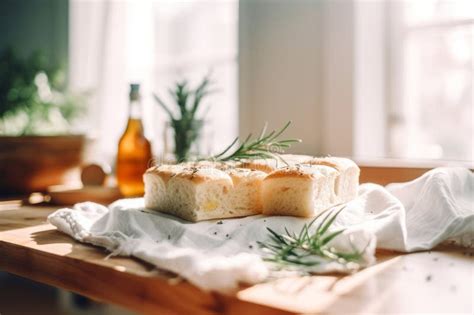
153 75 213 162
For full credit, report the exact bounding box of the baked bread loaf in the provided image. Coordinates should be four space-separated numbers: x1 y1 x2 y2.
305 157 360 204
223 168 267 215
262 164 339 217
144 155 359 221
144 164 266 222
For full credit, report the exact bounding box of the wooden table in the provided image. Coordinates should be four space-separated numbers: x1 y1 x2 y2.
0 203 473 314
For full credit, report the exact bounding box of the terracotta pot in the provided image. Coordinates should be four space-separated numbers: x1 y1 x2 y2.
0 135 85 194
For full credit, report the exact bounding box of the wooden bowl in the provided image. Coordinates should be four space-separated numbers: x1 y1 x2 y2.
0 135 85 194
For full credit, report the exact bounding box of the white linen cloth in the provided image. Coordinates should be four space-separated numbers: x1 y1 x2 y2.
48 168 474 292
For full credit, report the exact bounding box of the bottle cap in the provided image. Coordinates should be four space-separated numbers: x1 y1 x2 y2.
130 83 140 92
130 83 140 100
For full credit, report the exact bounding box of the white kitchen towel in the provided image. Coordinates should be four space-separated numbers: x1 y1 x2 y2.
48 167 474 292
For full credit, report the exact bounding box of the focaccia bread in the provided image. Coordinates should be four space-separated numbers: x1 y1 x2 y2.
223 168 267 215
144 163 266 222
304 157 360 204
144 155 360 221
262 164 339 217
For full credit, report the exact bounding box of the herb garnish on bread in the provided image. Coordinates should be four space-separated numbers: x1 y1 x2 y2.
144 122 360 221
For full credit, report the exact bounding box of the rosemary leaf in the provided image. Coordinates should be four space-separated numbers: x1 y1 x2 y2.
153 94 175 120
207 121 301 162
320 229 345 246
318 206 345 236
258 206 363 269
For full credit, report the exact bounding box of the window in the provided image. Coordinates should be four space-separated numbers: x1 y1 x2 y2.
69 0 238 162
387 0 473 161
70 0 472 163
153 0 238 159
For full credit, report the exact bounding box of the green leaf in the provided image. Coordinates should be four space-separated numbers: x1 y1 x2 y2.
206 121 301 162
318 206 345 236
212 136 239 159
267 227 289 246
320 229 345 246
258 207 362 270
153 94 175 120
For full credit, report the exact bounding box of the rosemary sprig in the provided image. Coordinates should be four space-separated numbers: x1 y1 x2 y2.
153 75 214 162
209 121 301 162
257 206 364 269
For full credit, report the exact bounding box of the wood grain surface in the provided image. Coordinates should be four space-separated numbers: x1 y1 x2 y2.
359 166 431 185
358 159 473 185
0 204 472 314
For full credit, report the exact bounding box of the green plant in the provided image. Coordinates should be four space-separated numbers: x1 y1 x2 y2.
209 121 301 163
257 206 364 270
153 76 213 162
0 47 85 136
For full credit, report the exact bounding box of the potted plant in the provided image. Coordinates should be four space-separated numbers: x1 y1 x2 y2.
0 48 87 194
153 75 213 162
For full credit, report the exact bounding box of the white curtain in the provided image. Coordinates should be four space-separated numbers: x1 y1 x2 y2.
69 0 238 164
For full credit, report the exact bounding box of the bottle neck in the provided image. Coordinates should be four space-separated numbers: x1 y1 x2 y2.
129 98 142 119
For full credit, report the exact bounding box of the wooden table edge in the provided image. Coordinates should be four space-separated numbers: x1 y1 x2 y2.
0 232 292 315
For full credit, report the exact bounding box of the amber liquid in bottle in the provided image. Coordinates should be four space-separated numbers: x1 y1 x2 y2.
117 84 152 197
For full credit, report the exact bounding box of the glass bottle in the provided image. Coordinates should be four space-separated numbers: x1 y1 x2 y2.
116 83 152 197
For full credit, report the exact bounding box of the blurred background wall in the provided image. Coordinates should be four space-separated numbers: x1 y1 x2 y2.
2 0 472 163
239 0 323 155
0 0 68 63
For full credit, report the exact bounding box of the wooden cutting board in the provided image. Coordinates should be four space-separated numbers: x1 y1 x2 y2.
47 185 122 205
